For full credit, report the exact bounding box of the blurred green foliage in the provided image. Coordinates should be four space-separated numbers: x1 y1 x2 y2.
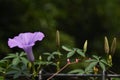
0 0 75 55
0 0 120 73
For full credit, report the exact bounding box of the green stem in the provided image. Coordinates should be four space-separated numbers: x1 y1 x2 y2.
56 61 60 71
31 62 36 80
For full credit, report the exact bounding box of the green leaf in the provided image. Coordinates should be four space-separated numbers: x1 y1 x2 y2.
0 59 7 63
68 69 84 74
92 55 100 60
11 66 20 71
6 71 18 75
85 69 93 74
76 49 85 57
35 61 55 66
21 57 29 66
62 46 72 51
4 54 16 59
12 58 20 65
85 59 97 63
22 71 30 77
100 59 108 65
85 62 98 71
99 62 106 70
20 52 26 57
13 72 21 79
0 76 4 80
21 65 26 70
67 51 75 58
0 67 5 73
47 54 54 61
52 51 62 56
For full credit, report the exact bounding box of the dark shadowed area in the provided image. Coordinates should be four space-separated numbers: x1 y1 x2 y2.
0 0 120 76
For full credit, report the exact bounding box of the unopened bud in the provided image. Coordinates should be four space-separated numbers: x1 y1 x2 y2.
57 61 60 65
56 30 60 48
109 55 112 60
75 58 79 63
111 37 116 56
28 62 32 69
83 40 88 53
108 55 112 66
93 67 98 74
104 36 109 54
39 56 42 60
67 59 70 64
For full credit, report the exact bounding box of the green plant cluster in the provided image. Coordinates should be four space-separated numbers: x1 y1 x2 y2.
0 33 117 80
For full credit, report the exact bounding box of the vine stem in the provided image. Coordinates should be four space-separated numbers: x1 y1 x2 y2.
47 62 76 80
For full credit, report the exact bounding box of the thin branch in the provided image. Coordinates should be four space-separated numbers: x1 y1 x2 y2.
47 62 76 80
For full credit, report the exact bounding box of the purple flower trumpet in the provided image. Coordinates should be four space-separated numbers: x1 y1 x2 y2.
8 32 45 62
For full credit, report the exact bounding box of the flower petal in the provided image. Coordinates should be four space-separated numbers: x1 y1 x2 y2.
30 32 45 43
8 32 45 49
8 38 23 48
19 32 33 45
8 32 45 62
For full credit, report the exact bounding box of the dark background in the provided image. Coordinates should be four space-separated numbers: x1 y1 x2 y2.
0 0 120 73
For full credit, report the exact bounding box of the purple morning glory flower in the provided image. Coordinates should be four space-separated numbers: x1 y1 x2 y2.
8 32 45 62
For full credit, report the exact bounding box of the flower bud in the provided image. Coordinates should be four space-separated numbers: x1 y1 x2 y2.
75 58 79 63
93 66 98 74
39 56 42 60
56 30 60 49
104 36 109 54
67 59 70 64
28 62 32 69
111 37 116 56
83 40 88 53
